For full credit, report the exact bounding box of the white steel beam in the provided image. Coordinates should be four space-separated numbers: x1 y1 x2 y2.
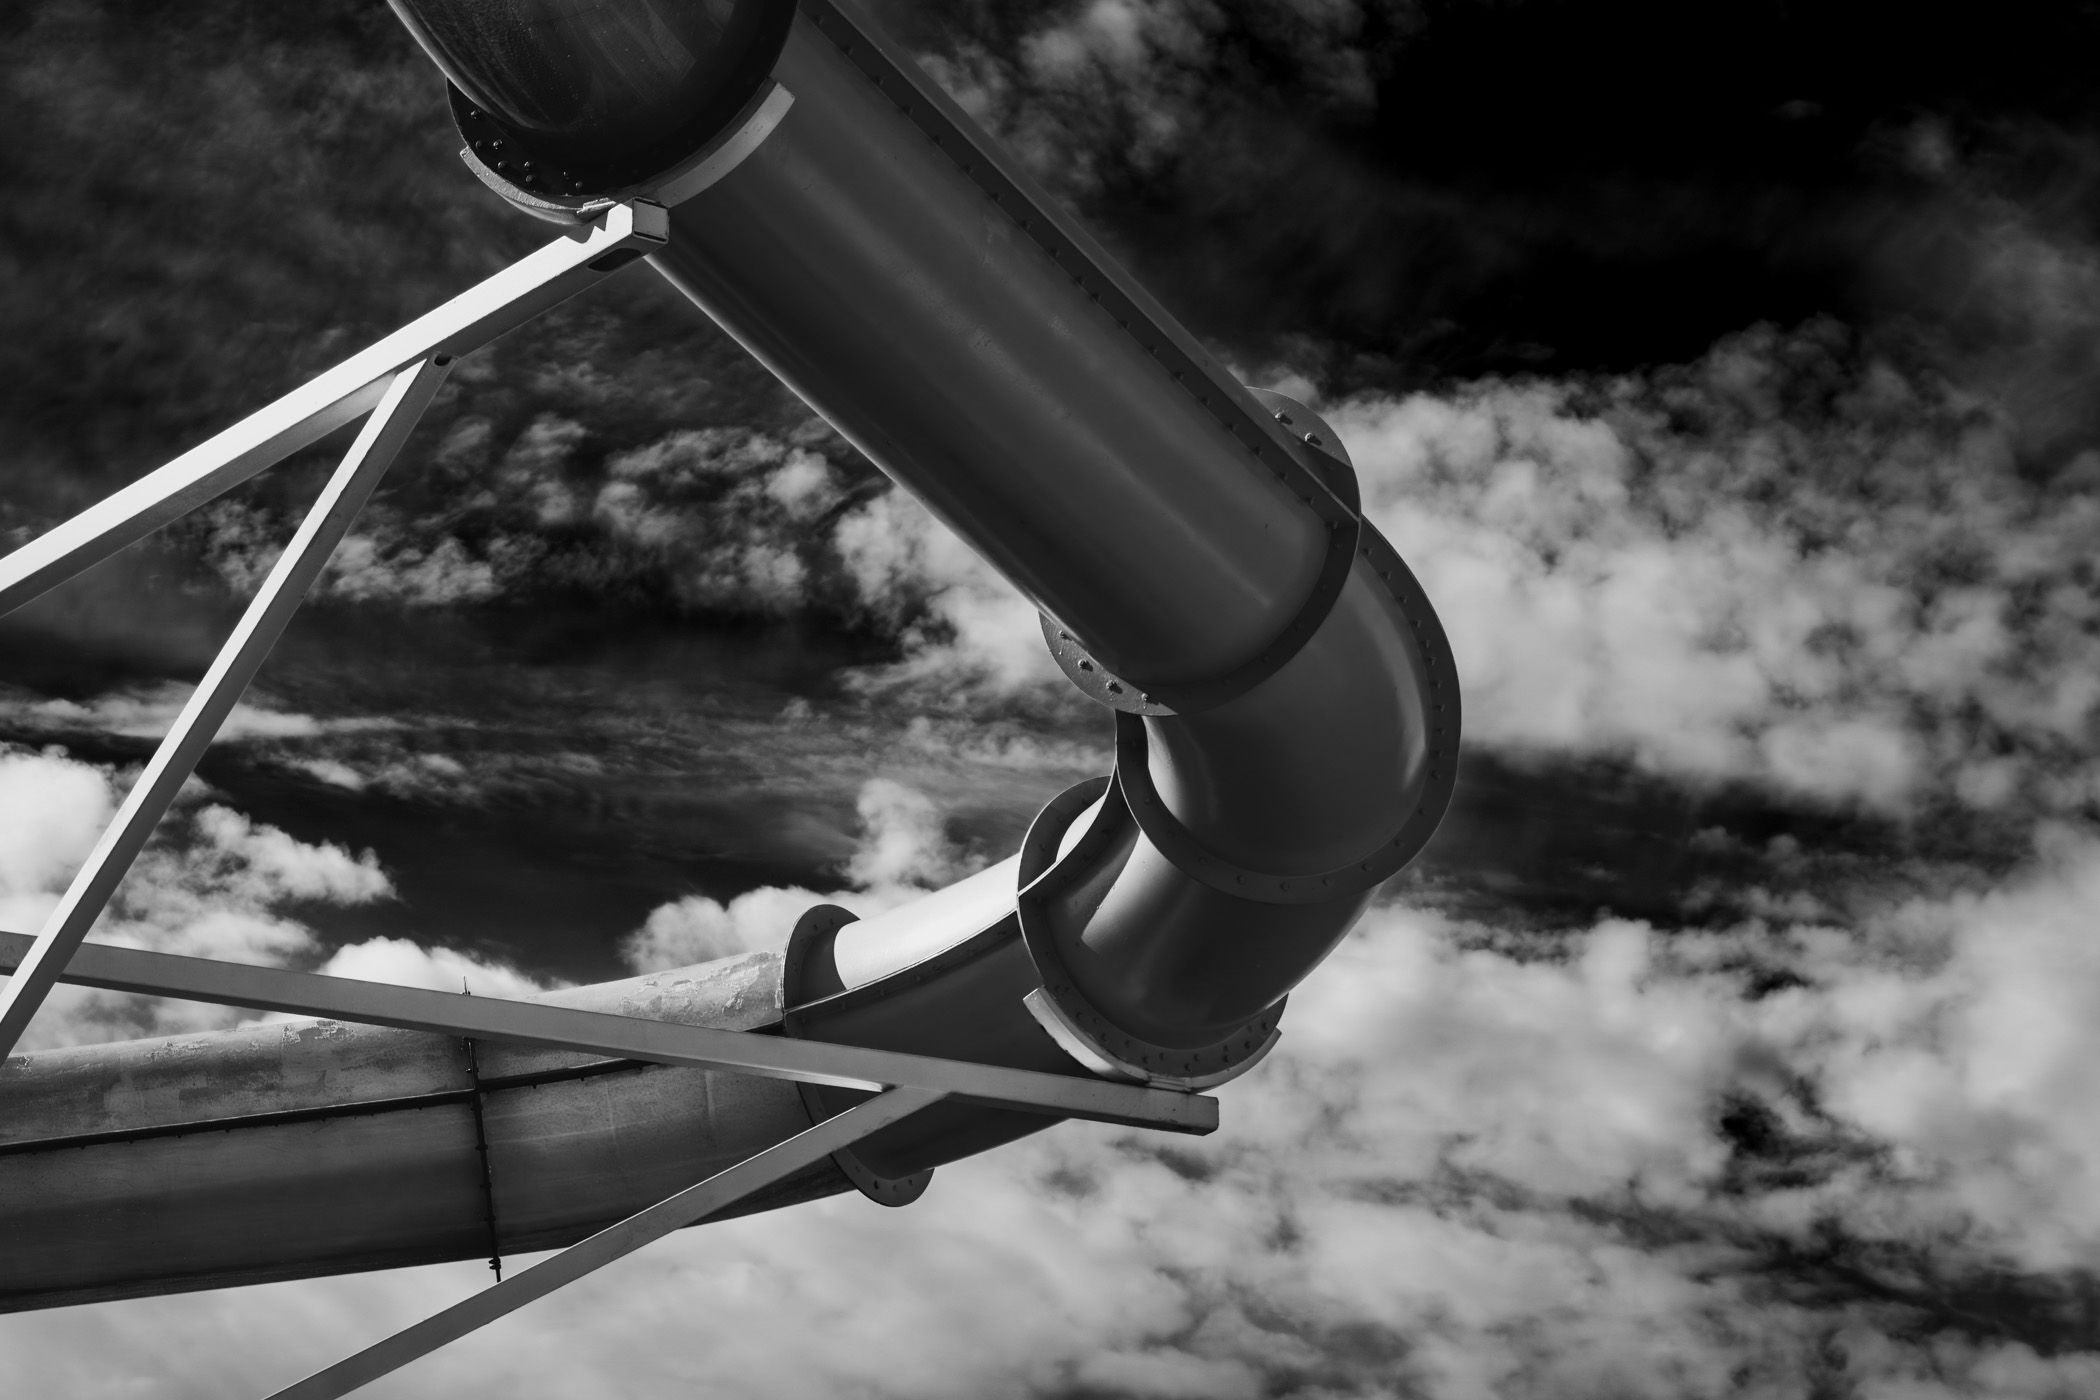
0 930 1218 1134
0 201 667 619
0 359 450 1061
263 1085 947 1400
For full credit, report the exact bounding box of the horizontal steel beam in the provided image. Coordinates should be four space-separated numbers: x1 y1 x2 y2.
0 202 668 620
0 932 1216 1134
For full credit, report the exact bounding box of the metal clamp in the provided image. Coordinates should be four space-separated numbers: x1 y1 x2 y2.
1113 523 1462 906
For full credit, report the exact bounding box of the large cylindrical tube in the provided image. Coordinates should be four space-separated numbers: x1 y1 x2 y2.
642 27 1332 689
0 956 835 1309
0 0 1458 1308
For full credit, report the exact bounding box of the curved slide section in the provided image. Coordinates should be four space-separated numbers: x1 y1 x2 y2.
0 0 1457 1308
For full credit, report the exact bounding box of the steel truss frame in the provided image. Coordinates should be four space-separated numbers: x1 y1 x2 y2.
0 202 1215 1399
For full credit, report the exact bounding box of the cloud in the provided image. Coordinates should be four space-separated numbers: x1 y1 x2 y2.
830 486 1066 700
189 419 885 621
620 776 987 972
582 846 2100 1396
0 747 117 928
18 841 2100 1396
620 882 832 970
842 777 976 889
316 936 550 1001
0 683 395 744
0 741 557 1051
0 744 393 1049
1329 321 2100 814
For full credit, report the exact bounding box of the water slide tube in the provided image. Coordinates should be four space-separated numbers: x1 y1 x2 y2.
0 0 1457 1309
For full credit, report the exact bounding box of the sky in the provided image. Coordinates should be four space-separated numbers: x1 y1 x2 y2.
4 0 2100 1394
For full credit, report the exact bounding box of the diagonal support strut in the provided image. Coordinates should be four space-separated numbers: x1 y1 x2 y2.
0 202 667 621
0 359 450 1061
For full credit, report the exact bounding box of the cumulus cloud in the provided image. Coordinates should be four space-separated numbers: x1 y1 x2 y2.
1332 321 2100 815
0 744 391 1048
0 741 555 1050
19 844 2100 1396
589 848 2100 1393
317 936 550 1001
620 775 986 973
831 487 1064 699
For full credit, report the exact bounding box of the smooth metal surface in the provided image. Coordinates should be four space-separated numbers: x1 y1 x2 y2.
650 10 1334 693
0 203 665 620
647 80 796 207
0 360 449 1061
0 932 1216 1134
264 1086 943 1400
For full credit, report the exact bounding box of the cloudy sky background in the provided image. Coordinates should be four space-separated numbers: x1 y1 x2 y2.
4 0 2100 1394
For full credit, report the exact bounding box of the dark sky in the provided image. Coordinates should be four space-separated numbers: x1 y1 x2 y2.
4 0 2100 1395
